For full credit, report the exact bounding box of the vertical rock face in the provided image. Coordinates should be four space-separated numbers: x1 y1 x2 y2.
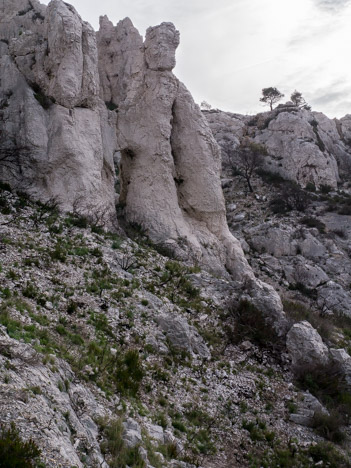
97 16 287 331
205 106 351 188
0 1 286 328
0 0 117 224
97 19 256 281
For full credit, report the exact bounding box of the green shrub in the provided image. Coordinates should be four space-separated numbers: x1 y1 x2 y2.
99 418 145 468
114 349 143 397
312 411 346 443
319 184 332 194
307 442 349 468
105 101 118 111
172 419 186 433
256 169 286 186
300 216 325 233
295 361 351 443
270 182 311 213
0 423 42 468
226 300 282 350
65 215 88 228
305 182 316 192
0 181 12 192
67 301 78 314
22 282 37 299
49 242 67 262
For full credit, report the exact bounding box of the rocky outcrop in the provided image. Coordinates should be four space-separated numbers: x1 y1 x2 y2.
205 106 351 188
0 0 117 224
96 16 288 331
0 329 109 467
289 392 328 427
98 19 234 274
286 321 329 369
1 1 288 326
156 313 211 359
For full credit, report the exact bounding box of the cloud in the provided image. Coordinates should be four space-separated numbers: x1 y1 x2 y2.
307 80 351 117
312 90 346 106
313 0 351 11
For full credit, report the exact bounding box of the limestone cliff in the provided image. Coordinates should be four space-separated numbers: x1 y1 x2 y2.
0 0 117 224
0 0 289 333
205 105 351 188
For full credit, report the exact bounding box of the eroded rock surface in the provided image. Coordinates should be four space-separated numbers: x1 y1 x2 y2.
286 321 329 369
96 17 288 333
0 0 117 223
205 106 351 188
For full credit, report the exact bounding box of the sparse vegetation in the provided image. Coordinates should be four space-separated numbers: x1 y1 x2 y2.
225 300 283 351
270 182 311 213
259 87 284 111
0 179 350 466
0 423 42 468
98 418 145 468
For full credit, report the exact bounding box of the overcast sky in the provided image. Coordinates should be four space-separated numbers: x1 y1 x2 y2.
42 0 351 118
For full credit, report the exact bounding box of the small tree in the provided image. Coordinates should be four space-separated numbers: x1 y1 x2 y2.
259 87 284 111
200 100 212 111
225 138 266 193
291 90 311 110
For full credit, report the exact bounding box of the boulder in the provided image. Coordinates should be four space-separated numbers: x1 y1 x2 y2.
330 348 351 390
123 418 142 448
283 262 329 289
286 321 329 369
289 392 328 427
145 423 165 443
317 281 351 317
156 313 210 359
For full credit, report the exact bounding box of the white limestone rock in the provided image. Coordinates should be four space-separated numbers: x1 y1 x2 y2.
97 15 288 329
329 348 351 390
247 225 298 257
0 0 117 225
317 281 351 317
283 262 329 289
286 321 329 369
206 108 351 188
157 313 211 359
123 418 142 448
289 392 328 427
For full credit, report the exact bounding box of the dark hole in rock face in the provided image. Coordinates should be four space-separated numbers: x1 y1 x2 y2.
122 148 135 159
174 176 184 185
118 149 135 208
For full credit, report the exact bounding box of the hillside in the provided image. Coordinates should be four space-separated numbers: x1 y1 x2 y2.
0 187 350 467
1 1 351 467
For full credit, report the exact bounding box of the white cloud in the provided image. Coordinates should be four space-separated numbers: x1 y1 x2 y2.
314 0 351 11
39 0 351 117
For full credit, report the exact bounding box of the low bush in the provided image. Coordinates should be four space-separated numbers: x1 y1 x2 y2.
226 300 283 351
256 169 286 186
99 418 145 468
300 216 325 233
312 411 346 444
114 349 143 397
270 182 311 213
294 361 351 443
0 423 42 468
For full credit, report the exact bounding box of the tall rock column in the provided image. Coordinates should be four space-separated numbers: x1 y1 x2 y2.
97 17 288 330
0 0 117 225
